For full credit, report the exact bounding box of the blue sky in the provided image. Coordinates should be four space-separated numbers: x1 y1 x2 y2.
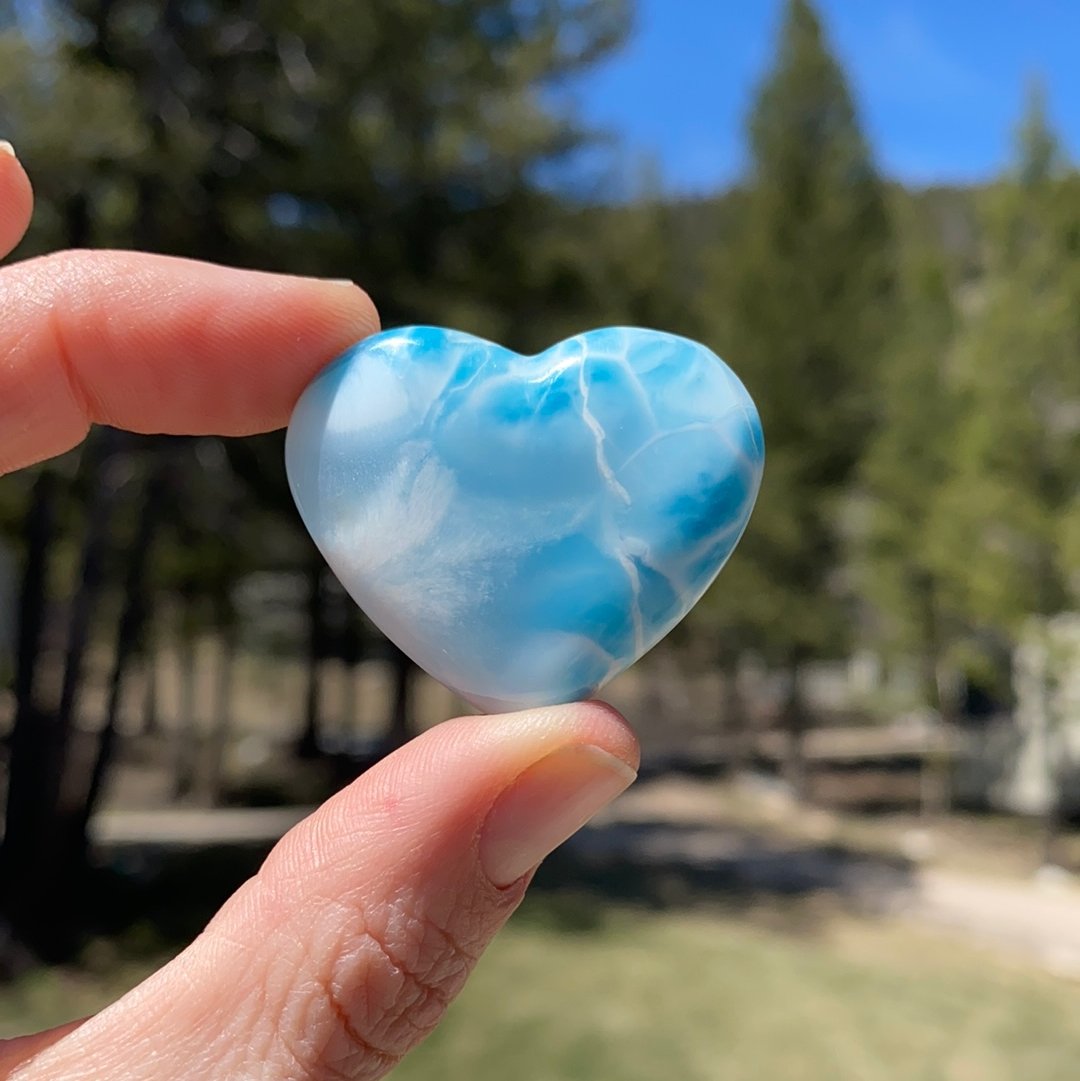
572 0 1080 192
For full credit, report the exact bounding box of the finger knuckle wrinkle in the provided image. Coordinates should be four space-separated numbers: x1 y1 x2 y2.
325 904 477 1066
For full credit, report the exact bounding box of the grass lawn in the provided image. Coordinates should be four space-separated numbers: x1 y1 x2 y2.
5 896 1080 1080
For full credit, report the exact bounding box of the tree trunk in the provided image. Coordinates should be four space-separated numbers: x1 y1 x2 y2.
1041 680 1062 869
0 472 59 962
342 660 360 738
1034 535 1060 868
77 462 166 843
202 621 238 805
297 557 327 758
387 644 416 749
51 442 121 803
717 637 749 775
64 191 92 248
1042 775 1062 870
915 571 952 818
172 596 201 800
780 652 811 802
340 610 363 737
141 643 160 736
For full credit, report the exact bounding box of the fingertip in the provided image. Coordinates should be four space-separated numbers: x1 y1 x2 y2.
573 699 641 773
408 699 641 791
463 699 640 774
0 142 33 259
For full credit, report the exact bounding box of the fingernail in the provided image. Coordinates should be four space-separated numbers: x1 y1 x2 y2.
481 744 636 887
322 278 357 287
0 141 15 158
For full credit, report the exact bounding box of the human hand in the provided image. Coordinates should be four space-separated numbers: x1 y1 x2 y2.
0 143 639 1080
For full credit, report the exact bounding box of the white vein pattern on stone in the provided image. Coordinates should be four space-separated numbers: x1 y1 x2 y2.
285 326 765 712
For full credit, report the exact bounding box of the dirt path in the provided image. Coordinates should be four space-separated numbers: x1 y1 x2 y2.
911 868 1080 978
92 805 315 847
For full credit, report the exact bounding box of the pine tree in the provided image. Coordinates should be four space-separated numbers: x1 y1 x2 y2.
856 210 961 815
927 86 1080 643
860 213 958 712
924 86 1080 854
701 0 895 791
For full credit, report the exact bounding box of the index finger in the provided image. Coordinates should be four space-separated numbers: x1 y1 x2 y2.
0 151 379 474
0 141 33 256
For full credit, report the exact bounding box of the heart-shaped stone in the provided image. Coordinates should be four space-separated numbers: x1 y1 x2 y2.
285 326 764 712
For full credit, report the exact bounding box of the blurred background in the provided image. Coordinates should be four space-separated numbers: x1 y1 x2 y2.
3 0 1080 1076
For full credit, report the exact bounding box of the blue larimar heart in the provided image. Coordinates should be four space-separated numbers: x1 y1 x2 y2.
285 327 764 713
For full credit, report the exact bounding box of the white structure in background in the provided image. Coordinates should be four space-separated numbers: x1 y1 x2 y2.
1005 614 1080 815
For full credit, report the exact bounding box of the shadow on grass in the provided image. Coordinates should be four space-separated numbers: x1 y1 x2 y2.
82 844 274 953
76 810 917 957
525 817 917 935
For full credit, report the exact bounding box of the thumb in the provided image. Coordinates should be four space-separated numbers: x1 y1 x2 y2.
14 702 638 1081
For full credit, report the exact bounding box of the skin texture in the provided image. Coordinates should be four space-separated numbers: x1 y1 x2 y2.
0 148 640 1081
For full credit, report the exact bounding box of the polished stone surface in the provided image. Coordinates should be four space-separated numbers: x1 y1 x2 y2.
286 326 764 712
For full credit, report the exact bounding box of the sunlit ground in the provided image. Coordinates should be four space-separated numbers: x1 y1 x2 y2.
6 894 1080 1081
